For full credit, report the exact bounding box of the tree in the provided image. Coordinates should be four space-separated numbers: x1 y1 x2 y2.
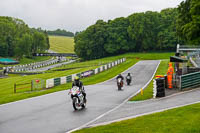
75 20 107 60
157 8 179 51
0 16 49 58
74 5 186 60
104 17 130 55
32 32 48 53
15 33 33 59
177 0 200 45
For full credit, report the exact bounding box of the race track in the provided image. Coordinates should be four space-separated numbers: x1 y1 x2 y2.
0 60 160 133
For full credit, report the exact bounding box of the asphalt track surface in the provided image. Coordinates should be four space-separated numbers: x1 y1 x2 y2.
88 88 200 127
0 60 160 133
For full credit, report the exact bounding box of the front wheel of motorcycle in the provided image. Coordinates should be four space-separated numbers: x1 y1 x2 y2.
118 85 121 91
72 97 79 110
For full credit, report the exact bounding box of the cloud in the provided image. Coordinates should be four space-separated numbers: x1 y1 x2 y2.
0 0 183 32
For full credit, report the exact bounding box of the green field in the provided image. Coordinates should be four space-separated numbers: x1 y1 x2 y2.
74 102 200 133
130 59 169 101
49 36 74 53
0 53 173 105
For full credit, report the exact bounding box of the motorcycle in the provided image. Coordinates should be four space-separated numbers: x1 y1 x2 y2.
69 86 86 110
126 76 131 85
117 78 123 91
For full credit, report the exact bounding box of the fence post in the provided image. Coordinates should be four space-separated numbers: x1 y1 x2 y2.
179 76 182 90
31 80 33 91
14 83 16 93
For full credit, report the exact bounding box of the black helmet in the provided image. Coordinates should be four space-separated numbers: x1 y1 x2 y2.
128 73 130 76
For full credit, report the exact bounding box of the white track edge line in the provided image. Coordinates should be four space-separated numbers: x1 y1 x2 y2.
67 60 160 133
87 100 200 128
127 87 200 104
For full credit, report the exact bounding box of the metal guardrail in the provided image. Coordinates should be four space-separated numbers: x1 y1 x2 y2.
179 45 200 48
33 53 77 57
180 71 200 89
177 44 200 53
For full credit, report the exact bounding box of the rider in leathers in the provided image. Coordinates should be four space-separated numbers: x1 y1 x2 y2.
116 74 124 86
126 73 132 85
72 76 86 101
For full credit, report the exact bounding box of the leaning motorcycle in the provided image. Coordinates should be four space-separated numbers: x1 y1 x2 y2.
69 86 86 110
117 78 123 90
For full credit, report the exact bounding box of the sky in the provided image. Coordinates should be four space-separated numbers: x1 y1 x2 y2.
0 0 184 33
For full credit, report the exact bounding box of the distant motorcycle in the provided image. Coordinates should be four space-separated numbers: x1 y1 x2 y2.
69 86 86 110
117 78 123 91
126 76 131 85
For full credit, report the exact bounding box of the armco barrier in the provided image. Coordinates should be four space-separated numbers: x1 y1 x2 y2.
180 71 200 89
46 58 126 89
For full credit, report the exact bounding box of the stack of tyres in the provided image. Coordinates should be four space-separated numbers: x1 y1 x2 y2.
156 78 165 97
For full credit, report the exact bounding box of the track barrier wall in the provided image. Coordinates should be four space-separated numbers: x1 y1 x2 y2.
179 71 200 90
46 58 126 89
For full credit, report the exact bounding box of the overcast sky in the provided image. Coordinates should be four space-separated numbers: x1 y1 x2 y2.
0 0 183 32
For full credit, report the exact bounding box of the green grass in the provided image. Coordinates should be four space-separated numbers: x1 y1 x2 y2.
130 59 169 101
49 36 74 53
0 52 173 105
74 103 200 133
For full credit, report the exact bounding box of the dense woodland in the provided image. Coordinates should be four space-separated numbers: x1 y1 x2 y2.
0 17 50 59
74 0 200 60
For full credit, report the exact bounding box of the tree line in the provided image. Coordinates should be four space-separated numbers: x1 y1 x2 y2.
35 28 74 37
47 29 74 37
0 16 50 60
74 0 200 60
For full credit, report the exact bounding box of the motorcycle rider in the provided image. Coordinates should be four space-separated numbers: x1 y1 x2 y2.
72 76 86 102
126 73 132 85
116 74 124 87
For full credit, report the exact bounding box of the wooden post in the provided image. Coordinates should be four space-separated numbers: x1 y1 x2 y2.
31 80 33 91
14 83 16 93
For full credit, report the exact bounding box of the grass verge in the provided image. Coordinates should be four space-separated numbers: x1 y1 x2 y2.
130 59 169 101
74 103 200 133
